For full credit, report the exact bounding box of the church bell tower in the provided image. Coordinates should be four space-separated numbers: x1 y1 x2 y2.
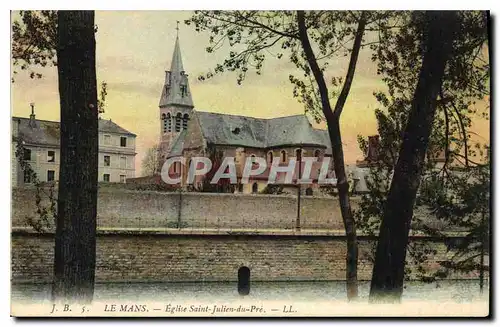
158 23 194 163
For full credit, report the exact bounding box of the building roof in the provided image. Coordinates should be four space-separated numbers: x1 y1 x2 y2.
159 36 194 108
12 116 135 147
98 118 136 136
186 111 332 154
168 129 187 157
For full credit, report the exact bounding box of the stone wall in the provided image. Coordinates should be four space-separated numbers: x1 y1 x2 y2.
11 187 483 284
12 187 349 230
12 232 474 284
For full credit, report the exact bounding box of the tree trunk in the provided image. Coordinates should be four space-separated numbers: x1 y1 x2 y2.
369 11 458 303
297 11 367 300
52 10 98 303
328 119 359 300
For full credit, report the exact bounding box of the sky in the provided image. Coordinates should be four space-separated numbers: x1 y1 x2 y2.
11 11 490 176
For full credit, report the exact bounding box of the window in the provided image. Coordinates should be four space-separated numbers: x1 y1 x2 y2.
162 114 167 134
120 137 127 147
295 149 302 161
314 149 321 158
162 113 172 134
23 149 31 161
47 170 55 182
120 157 126 169
47 150 55 162
175 113 182 132
280 150 287 163
182 114 189 130
104 135 111 145
23 170 32 184
119 175 126 183
103 174 110 182
267 151 273 165
180 84 188 97
306 187 313 196
104 155 110 167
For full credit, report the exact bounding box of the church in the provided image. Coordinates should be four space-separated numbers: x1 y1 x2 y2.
158 34 335 194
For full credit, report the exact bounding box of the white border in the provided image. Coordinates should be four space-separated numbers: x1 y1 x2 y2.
2 2 497 326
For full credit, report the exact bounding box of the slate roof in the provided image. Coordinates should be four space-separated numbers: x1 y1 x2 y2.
181 111 332 155
98 118 136 136
159 36 194 108
168 129 187 157
12 116 135 147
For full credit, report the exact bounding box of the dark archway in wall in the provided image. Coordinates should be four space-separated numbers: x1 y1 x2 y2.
306 187 313 196
238 266 250 295
252 183 258 194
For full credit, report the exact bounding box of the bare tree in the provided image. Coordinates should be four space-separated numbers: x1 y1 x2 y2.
141 144 161 176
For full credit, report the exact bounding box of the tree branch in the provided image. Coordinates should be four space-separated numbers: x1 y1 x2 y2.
332 12 367 118
297 11 334 122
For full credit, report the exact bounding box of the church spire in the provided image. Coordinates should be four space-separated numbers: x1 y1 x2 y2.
159 23 194 108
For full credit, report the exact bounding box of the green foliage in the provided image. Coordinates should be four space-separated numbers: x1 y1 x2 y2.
97 82 108 114
14 140 56 232
11 10 57 81
186 11 390 124
355 11 489 283
260 185 285 195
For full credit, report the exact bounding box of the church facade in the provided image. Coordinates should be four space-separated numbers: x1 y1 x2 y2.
158 35 334 194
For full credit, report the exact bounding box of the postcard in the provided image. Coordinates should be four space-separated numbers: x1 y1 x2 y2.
10 9 490 318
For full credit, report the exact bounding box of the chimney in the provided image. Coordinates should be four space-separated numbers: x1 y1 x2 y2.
29 102 36 128
367 135 380 162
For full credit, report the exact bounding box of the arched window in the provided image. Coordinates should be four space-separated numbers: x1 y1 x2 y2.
280 150 287 163
295 149 302 161
166 113 172 132
182 114 189 130
161 113 167 134
175 113 182 132
267 151 273 165
252 183 258 194
314 149 321 158
238 266 250 295
162 113 172 134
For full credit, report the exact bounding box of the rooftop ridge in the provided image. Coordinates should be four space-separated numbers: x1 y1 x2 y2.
194 110 307 121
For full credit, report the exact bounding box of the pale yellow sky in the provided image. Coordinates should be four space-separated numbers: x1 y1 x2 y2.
11 11 489 176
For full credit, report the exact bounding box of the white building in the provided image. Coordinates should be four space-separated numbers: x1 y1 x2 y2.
12 110 136 187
